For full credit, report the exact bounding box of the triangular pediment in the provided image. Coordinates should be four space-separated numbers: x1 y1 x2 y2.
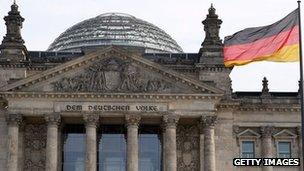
0 46 224 95
273 129 297 139
237 129 260 138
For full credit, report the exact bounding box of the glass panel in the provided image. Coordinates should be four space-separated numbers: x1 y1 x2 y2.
62 125 85 171
98 125 126 171
278 142 291 158
241 141 254 158
139 126 162 171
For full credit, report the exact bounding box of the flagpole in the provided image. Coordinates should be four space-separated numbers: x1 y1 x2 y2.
298 0 304 168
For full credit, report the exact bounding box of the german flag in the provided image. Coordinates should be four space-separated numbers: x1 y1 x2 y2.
224 9 300 67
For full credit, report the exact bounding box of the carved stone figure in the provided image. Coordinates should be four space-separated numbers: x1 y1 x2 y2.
53 57 172 93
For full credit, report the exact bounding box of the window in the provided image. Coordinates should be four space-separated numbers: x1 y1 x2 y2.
98 125 126 171
241 141 255 158
62 124 85 171
277 142 291 158
139 126 162 171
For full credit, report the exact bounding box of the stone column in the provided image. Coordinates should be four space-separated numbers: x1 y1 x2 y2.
260 126 274 171
125 115 141 171
6 114 23 171
45 114 61 171
297 126 302 171
162 114 179 171
199 123 204 171
83 114 99 171
201 115 217 171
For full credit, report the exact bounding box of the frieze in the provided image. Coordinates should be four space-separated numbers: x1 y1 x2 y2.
54 102 168 113
53 58 173 93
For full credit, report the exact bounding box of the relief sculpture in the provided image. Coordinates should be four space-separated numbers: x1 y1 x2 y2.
177 125 200 171
23 124 47 171
53 58 172 93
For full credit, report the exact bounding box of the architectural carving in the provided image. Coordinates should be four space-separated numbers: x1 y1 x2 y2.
53 58 173 93
201 115 217 128
177 125 199 171
260 126 275 138
125 115 141 127
83 114 99 127
23 124 47 171
162 114 180 128
0 1 28 61
6 114 23 126
232 125 240 136
200 4 222 52
44 113 61 126
261 77 271 98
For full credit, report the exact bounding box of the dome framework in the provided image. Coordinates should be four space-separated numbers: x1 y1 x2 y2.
47 13 183 53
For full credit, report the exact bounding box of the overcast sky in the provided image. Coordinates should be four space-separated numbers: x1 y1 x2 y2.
0 0 301 92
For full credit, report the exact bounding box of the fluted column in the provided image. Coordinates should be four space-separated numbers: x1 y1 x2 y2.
45 114 61 171
6 114 23 171
297 127 303 171
260 126 274 171
199 123 204 171
201 115 217 171
126 115 141 171
162 114 179 171
83 114 99 171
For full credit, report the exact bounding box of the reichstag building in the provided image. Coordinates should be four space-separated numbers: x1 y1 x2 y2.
0 2 301 171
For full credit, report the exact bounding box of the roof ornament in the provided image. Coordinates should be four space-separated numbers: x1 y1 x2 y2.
0 0 28 62
208 3 217 17
261 77 271 98
199 3 223 54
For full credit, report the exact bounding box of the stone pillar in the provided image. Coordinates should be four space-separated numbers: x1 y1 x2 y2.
260 126 274 171
125 115 141 171
6 114 23 171
45 114 61 171
201 115 217 171
198 123 205 171
297 126 302 171
83 114 99 171
162 114 179 171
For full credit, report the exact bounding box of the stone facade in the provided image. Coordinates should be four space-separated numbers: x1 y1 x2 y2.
0 2 301 171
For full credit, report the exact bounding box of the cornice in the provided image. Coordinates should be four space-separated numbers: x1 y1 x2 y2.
0 92 222 100
216 101 300 112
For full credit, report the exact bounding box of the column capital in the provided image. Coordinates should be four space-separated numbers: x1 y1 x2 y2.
125 115 141 127
201 115 217 128
162 114 179 129
83 114 99 127
45 113 61 126
260 125 275 138
6 114 23 126
297 126 302 135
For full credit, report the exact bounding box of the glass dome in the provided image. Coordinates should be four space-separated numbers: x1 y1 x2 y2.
47 13 183 53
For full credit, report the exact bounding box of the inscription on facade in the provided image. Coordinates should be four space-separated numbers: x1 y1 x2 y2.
55 102 167 112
